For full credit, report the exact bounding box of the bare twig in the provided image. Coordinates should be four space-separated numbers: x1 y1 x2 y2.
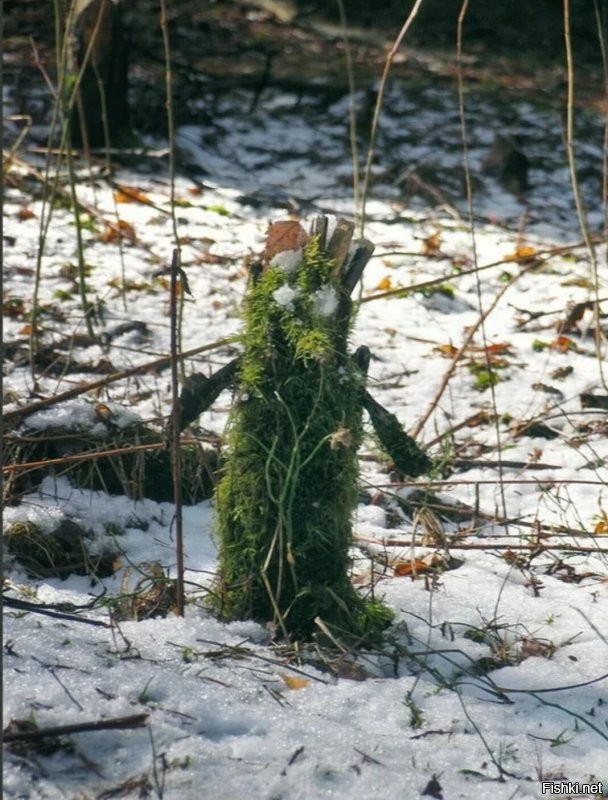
354 536 608 556
3 336 233 425
3 596 110 627
168 249 185 616
563 0 607 390
456 0 510 538
360 239 599 304
411 272 521 440
336 0 361 223
359 0 426 234
2 714 149 743
2 441 164 476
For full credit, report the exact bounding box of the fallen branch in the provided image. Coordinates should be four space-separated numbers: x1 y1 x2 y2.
360 239 605 305
3 596 110 627
4 336 233 425
451 458 562 471
354 535 608 555
2 713 149 743
2 441 165 476
169 350 430 476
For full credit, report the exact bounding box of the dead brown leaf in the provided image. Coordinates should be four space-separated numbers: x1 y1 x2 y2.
263 220 308 266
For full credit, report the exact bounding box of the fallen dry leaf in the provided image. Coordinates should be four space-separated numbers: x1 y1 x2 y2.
263 221 308 266
393 554 444 577
557 301 593 334
593 520 608 535
434 343 458 358
549 336 576 354
99 220 137 245
504 244 538 262
376 275 392 291
113 185 153 205
280 674 310 690
422 230 442 257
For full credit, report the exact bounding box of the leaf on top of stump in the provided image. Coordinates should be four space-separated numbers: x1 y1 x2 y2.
263 220 309 267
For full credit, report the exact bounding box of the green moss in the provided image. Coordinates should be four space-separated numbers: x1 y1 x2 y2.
469 361 507 392
418 283 455 300
214 236 392 643
206 204 230 216
53 289 75 301
471 368 500 391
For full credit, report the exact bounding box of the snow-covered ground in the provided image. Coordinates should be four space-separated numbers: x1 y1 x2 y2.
3 83 608 799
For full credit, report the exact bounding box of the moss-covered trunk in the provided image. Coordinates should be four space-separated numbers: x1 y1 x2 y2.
214 218 392 642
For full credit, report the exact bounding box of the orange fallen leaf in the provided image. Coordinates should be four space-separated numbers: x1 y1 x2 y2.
593 520 608 534
99 220 137 244
549 336 575 353
17 207 35 221
94 403 114 422
376 275 392 291
280 674 310 690
505 245 538 262
434 343 458 358
113 185 152 204
422 231 442 256
486 356 509 368
466 410 492 427
484 342 512 355
393 558 437 577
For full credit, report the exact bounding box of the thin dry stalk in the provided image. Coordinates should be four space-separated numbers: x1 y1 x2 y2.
336 0 361 224
373 478 608 488
30 0 108 369
2 441 165 477
359 0 426 235
595 0 608 266
168 249 185 616
159 0 185 382
410 269 524 440
455 0 509 532
160 0 189 615
360 238 598 304
354 536 608 556
563 0 607 390
3 714 149 743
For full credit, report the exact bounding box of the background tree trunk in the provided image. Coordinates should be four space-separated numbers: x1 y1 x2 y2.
70 0 131 148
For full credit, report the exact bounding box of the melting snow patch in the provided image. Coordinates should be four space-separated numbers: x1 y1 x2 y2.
21 399 139 436
313 285 338 317
272 283 297 309
269 247 303 273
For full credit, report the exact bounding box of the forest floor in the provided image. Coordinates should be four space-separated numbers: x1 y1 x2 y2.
3 4 608 799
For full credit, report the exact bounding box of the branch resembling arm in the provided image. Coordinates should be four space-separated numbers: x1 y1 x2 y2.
353 345 432 478
167 358 239 436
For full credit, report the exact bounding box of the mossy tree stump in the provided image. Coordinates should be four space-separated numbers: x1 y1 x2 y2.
214 217 396 642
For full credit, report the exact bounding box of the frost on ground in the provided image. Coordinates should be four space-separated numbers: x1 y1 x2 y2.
3 84 608 799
